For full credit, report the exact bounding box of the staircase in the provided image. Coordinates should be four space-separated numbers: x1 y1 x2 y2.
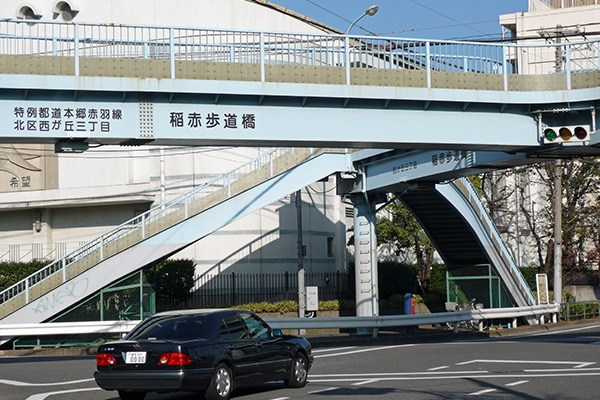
400 177 536 309
0 147 351 324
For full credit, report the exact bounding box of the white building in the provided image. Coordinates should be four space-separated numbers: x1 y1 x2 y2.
496 0 600 269
0 0 349 279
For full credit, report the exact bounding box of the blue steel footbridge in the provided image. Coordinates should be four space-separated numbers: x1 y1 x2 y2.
0 20 600 327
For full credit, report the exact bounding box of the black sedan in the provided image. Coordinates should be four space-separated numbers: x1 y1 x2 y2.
94 308 313 400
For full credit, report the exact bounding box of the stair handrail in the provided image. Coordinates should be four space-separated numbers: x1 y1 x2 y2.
0 147 328 306
453 177 536 305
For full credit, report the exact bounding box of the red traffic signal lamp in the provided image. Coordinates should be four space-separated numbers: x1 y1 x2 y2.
543 125 591 144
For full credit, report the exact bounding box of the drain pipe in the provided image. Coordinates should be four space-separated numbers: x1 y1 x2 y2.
160 147 166 208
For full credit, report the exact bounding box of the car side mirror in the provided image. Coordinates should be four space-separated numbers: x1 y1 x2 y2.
272 329 282 337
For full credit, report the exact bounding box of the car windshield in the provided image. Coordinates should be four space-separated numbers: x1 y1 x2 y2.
128 315 207 341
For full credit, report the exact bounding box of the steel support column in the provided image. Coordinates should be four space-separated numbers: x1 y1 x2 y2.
351 194 379 335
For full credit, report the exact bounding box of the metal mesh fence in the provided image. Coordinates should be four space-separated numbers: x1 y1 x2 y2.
12 270 155 349
446 264 512 309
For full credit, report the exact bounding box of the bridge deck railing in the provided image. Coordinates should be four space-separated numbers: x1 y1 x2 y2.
1 19 599 88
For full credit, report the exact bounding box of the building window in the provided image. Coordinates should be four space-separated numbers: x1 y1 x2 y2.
327 237 334 257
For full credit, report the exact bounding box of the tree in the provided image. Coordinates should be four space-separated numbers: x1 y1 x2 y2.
154 259 195 309
475 158 600 283
376 199 435 291
470 171 515 235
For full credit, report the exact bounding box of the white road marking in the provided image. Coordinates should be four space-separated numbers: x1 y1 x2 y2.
0 378 95 387
524 323 600 337
312 346 356 353
268 397 290 400
505 380 529 387
353 379 380 386
26 387 102 400
469 388 497 396
310 371 488 378
314 344 416 358
308 387 339 394
428 366 450 371
457 359 595 369
525 367 600 372
308 371 600 383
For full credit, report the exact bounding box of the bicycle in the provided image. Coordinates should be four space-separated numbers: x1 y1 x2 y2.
445 298 488 330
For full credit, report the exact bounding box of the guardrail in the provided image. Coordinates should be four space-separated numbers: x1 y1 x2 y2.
0 304 560 341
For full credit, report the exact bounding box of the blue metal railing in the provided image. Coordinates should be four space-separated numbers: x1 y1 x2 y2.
1 19 599 87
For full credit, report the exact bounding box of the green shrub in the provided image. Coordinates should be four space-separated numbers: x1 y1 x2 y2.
380 293 406 310
0 260 52 292
231 299 349 313
318 300 339 311
378 262 418 300
422 264 447 310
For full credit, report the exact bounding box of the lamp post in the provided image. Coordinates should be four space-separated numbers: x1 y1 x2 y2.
346 5 379 35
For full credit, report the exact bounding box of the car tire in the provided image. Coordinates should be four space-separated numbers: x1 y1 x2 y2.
117 390 146 400
205 363 233 400
284 352 308 388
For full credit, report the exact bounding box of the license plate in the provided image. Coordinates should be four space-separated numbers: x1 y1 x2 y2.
125 352 146 364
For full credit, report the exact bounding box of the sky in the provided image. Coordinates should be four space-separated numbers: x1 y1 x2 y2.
269 0 528 41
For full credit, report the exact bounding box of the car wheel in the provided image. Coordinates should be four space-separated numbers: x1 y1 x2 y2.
117 390 146 400
205 363 233 400
285 353 308 388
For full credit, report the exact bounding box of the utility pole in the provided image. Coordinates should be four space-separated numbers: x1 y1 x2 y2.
295 190 306 329
553 162 562 306
538 25 581 306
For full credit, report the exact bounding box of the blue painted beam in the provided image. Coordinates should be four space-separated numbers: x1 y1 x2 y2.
355 150 538 193
0 95 544 151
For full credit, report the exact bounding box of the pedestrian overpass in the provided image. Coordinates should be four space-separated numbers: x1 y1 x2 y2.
1 19 600 326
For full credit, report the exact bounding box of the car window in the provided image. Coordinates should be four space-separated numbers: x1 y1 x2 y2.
128 315 205 341
240 313 270 339
219 314 247 340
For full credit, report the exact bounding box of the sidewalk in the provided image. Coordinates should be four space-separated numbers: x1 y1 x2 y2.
1 318 598 357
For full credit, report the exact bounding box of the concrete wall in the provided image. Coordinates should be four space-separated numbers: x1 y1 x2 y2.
2 0 328 33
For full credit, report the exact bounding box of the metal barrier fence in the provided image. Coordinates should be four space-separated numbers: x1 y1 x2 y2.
561 301 600 321
158 271 351 310
0 304 561 343
1 19 599 81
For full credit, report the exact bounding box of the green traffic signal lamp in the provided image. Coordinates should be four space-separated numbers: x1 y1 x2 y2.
544 128 557 142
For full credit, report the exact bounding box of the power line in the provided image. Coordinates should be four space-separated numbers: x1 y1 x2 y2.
408 0 488 36
378 19 497 36
301 0 378 35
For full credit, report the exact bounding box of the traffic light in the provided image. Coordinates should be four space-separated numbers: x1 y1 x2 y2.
542 125 591 144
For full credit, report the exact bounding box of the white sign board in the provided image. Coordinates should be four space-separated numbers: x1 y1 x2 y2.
536 273 549 305
305 286 319 312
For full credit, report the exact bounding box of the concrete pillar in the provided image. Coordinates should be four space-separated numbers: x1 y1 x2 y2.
352 195 379 334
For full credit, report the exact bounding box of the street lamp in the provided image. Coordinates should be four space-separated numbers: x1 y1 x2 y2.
346 5 379 35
